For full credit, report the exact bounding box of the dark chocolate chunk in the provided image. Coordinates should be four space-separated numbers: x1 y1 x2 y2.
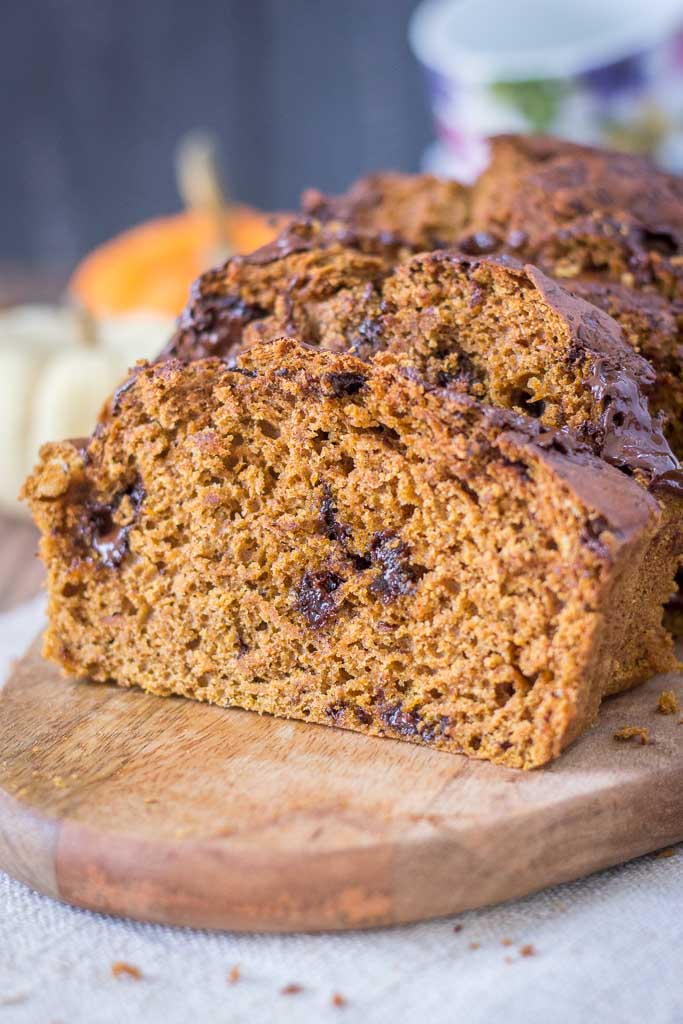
161 288 267 362
354 705 372 725
368 531 419 604
320 484 351 543
348 316 385 357
224 359 258 378
326 371 368 398
380 702 439 741
295 570 344 628
326 703 347 723
81 477 145 569
380 702 420 736
640 228 679 257
581 514 610 556
458 231 500 256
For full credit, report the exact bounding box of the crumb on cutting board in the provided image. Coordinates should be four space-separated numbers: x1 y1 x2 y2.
613 726 649 745
227 965 240 984
520 944 536 957
655 848 676 859
657 690 680 715
111 961 142 980
332 993 347 1008
281 984 303 995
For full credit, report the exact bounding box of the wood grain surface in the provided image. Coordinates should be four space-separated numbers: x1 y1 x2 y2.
0 638 681 932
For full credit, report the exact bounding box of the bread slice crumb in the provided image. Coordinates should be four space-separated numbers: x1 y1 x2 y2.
111 961 142 980
614 726 649 745
657 690 680 715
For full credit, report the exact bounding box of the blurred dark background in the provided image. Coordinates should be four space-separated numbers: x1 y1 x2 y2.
2 0 430 271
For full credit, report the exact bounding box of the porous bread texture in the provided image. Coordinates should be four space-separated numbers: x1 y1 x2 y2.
302 171 470 249
23 340 677 769
164 229 678 483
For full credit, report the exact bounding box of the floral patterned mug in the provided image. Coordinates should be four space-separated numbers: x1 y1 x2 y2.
409 0 683 180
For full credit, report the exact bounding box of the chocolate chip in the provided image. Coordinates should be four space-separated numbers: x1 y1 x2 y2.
469 282 485 310
326 371 368 398
458 231 500 255
224 361 258 378
641 228 679 257
368 531 420 604
326 703 347 723
295 570 344 627
581 515 610 556
80 477 145 569
650 469 683 499
320 484 351 543
349 316 385 357
506 229 528 250
435 352 481 389
380 702 440 741
161 292 267 362
380 702 420 736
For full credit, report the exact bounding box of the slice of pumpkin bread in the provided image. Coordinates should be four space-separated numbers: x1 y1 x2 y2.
23 340 678 768
164 231 679 486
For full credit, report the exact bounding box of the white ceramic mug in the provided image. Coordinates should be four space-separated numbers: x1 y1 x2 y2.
409 0 683 179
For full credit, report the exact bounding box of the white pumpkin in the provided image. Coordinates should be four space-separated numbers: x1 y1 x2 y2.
0 306 173 516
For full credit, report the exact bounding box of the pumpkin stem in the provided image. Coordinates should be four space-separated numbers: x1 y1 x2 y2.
175 131 232 263
71 302 98 347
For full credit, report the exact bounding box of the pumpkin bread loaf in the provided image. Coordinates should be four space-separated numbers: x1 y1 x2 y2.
22 341 679 769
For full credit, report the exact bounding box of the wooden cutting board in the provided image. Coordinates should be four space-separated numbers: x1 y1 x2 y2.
0 639 681 933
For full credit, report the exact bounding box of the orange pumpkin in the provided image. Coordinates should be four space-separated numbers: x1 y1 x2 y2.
69 206 286 318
